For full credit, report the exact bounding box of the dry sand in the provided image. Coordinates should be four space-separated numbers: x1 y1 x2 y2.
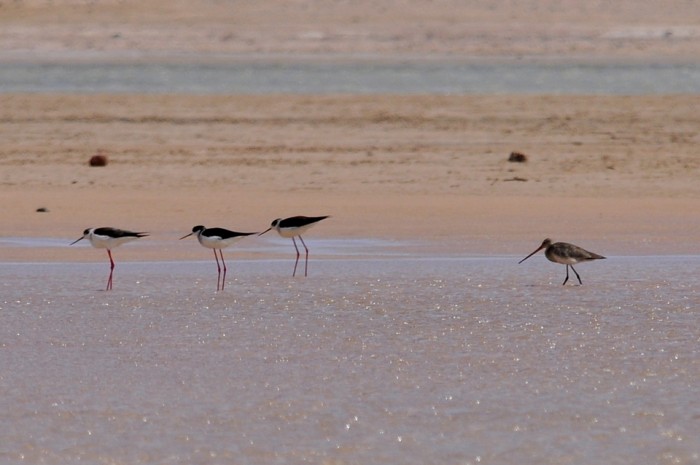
0 1 699 261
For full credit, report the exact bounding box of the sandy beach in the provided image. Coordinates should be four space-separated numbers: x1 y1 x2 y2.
1 93 699 261
2 1 700 262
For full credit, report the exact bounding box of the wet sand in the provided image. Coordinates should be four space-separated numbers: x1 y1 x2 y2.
1 94 699 261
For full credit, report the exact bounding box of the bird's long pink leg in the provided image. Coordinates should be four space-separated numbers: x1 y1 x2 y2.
106 249 115 291
291 237 301 277
298 235 310 277
213 249 223 291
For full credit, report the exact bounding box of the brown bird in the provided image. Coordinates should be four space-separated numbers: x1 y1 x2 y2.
519 238 605 285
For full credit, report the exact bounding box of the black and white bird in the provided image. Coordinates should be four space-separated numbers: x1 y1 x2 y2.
180 225 257 291
70 227 148 290
259 215 329 277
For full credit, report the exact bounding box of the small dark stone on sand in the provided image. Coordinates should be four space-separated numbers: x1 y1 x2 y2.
508 151 528 163
89 154 108 167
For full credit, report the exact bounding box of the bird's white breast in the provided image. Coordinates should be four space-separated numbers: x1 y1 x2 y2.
89 233 138 249
197 234 243 249
276 223 316 238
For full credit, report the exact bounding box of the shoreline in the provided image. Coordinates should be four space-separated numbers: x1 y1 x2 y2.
2 189 698 261
1 93 698 262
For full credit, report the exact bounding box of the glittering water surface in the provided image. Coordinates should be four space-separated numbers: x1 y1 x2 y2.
1 256 698 464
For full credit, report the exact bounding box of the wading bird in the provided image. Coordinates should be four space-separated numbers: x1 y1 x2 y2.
519 238 605 285
259 216 329 277
180 225 257 291
70 227 148 290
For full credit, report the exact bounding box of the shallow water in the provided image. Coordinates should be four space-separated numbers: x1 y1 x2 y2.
1 256 699 464
2 61 700 94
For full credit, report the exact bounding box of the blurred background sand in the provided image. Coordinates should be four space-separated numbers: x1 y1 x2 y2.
1 0 699 61
1 1 699 260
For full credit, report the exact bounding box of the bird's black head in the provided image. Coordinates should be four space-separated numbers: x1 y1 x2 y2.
271 219 281 227
83 228 91 236
192 225 206 233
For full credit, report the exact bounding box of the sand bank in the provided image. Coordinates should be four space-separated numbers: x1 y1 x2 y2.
1 94 698 261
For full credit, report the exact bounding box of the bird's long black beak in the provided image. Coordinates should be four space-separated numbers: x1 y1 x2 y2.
258 228 272 236
518 245 545 264
69 236 85 245
179 232 194 240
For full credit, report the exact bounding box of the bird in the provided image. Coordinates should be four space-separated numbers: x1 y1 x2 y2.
259 215 329 277
518 238 605 285
70 227 148 290
180 225 257 291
